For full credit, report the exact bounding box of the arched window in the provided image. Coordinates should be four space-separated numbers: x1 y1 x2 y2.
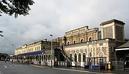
83 53 86 62
89 52 92 57
74 54 77 62
74 41 76 44
89 37 92 41
78 53 81 62
81 39 83 43
70 54 72 61
44 55 45 60
68 42 69 45
42 55 43 61
46 55 48 60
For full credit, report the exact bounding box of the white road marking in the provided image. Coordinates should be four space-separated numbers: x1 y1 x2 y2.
32 65 46 68
53 68 98 74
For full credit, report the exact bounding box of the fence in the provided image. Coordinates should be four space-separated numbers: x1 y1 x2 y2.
112 61 124 70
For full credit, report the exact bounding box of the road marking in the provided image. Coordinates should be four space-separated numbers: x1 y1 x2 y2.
53 68 98 74
32 65 46 68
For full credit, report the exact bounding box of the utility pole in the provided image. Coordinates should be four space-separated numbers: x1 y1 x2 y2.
50 34 53 67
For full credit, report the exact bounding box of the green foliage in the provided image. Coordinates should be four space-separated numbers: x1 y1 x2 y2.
0 0 34 17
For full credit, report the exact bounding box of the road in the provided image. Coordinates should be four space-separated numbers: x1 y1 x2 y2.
0 61 103 74
0 61 127 74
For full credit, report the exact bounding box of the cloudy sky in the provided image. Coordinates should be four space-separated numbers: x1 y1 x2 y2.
0 0 129 54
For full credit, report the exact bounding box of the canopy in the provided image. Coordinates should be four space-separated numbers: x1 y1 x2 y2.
18 50 43 56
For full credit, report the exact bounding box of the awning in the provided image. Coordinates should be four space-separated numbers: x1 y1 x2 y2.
18 50 43 56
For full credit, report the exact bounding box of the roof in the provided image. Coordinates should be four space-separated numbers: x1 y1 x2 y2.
115 48 129 51
100 19 125 26
117 41 129 48
18 50 43 56
65 26 89 34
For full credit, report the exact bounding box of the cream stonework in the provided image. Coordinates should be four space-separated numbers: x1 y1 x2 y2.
55 19 125 67
64 39 112 67
15 41 43 55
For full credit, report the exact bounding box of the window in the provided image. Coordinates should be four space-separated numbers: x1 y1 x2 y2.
81 39 83 43
89 37 92 41
74 41 76 44
78 53 81 62
99 43 103 46
68 42 69 45
39 46 41 50
89 52 92 57
31 48 33 51
44 55 46 60
83 53 86 62
42 55 43 61
70 54 72 61
37 46 41 50
36 56 38 61
35 47 37 51
74 54 77 62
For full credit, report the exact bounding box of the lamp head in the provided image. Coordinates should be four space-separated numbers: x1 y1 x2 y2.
0 34 4 37
0 31 3 33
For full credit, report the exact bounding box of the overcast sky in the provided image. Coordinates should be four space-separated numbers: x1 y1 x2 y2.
0 0 129 54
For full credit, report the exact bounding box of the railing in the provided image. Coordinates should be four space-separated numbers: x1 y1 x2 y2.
61 49 72 62
54 47 72 67
112 61 124 70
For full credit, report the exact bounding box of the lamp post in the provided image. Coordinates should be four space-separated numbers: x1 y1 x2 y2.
0 31 3 37
50 34 53 67
114 48 117 70
0 31 3 33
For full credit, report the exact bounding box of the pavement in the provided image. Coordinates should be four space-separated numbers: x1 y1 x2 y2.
0 61 129 74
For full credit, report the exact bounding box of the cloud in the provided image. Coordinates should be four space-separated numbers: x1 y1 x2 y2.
0 0 129 54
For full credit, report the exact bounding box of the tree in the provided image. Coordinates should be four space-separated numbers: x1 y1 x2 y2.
0 0 34 17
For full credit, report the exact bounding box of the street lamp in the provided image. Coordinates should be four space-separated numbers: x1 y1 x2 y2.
0 31 3 37
50 34 53 67
0 31 3 33
0 34 3 37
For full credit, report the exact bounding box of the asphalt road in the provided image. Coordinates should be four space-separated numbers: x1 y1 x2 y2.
0 61 128 74
0 61 102 74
